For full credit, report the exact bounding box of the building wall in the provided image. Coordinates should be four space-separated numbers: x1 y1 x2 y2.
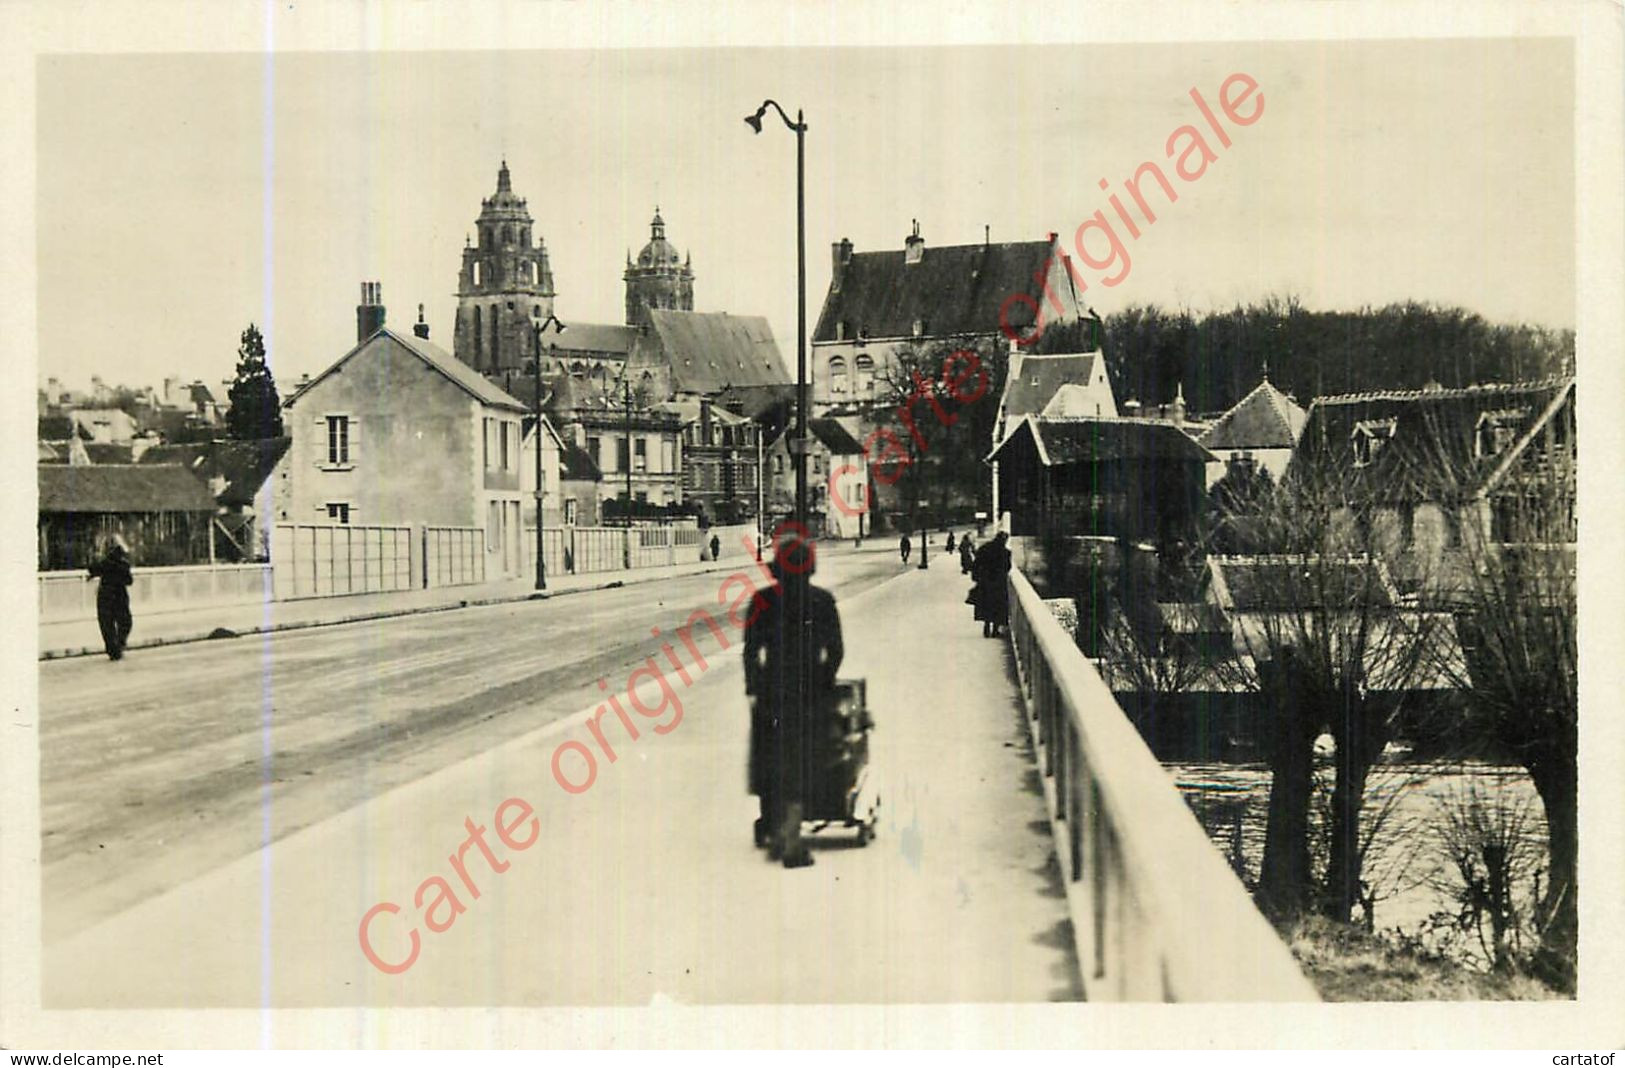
280 335 491 532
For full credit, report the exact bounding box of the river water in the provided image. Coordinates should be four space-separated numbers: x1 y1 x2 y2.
1164 759 1546 968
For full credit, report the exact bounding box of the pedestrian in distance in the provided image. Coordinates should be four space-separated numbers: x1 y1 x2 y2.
959 534 976 576
742 529 844 869
86 535 134 660
709 533 721 562
946 531 956 554
899 533 912 566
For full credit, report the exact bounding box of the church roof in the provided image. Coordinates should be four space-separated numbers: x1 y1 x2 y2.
813 236 1060 342
548 322 638 357
1199 379 1308 451
643 310 792 394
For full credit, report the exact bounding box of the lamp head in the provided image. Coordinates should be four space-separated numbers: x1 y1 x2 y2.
744 111 763 134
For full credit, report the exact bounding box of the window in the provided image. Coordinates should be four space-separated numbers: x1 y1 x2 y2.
616 438 629 473
829 355 848 394
634 438 648 472
473 262 483 286
563 498 578 525
855 354 875 397
1397 503 1415 550
325 502 350 524
774 454 785 475
326 415 350 465
1444 507 1464 549
1476 409 1528 459
1352 419 1395 468
501 420 512 471
587 435 602 467
483 417 494 470
661 440 676 473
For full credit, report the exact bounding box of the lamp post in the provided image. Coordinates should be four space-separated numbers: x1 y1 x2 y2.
531 314 566 592
622 374 634 570
746 98 811 855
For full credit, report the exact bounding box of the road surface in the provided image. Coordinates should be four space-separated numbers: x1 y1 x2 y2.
41 546 1081 1005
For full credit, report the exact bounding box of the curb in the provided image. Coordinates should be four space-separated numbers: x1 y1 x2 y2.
39 559 750 662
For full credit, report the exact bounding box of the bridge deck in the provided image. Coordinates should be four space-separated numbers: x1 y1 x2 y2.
46 557 1082 1006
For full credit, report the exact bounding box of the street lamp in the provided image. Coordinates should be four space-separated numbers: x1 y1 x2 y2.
531 313 566 591
746 98 811 856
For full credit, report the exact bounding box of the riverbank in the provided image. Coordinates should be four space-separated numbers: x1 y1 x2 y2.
1285 915 1563 1001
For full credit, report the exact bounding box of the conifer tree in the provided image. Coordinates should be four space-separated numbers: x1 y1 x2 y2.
225 323 284 440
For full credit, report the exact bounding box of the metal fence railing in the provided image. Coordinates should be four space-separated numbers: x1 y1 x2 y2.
1006 562 1319 1002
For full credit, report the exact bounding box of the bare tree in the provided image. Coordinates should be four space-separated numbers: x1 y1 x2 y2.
1413 394 1577 989
1211 468 1448 924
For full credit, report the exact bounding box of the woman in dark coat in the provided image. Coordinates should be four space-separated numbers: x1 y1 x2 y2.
958 534 976 576
972 532 1012 638
87 536 134 660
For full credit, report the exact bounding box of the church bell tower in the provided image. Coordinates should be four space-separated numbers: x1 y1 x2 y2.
453 161 557 373
624 207 694 328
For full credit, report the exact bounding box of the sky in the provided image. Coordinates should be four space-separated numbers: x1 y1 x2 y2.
36 38 1574 393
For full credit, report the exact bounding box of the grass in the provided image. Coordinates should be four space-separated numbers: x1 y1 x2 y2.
1285 915 1564 1001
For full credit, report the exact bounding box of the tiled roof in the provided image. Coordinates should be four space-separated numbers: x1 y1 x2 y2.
645 310 792 393
547 321 638 357
288 328 529 413
1001 353 1103 418
38 464 219 514
991 416 1216 466
560 440 601 482
1206 555 1397 612
138 437 291 506
1294 376 1573 500
809 417 865 456
1199 379 1307 451
814 238 1057 342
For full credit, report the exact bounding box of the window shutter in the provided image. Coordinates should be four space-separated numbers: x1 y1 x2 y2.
314 415 327 467
349 416 361 463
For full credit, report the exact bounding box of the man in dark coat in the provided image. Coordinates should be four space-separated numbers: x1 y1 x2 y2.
899 533 911 566
709 533 721 562
972 531 1012 638
959 534 976 575
743 531 844 868
87 536 134 660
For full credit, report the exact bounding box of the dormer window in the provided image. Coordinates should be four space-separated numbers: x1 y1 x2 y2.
836 321 846 341
912 319 925 337
1351 418 1396 468
1476 408 1528 459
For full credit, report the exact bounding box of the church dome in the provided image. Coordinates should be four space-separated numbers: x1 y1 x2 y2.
635 208 683 269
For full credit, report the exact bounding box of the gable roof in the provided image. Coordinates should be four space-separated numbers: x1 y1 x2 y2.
1294 376 1573 501
1199 378 1307 452
990 415 1216 467
1001 352 1107 420
138 437 292 506
560 440 602 482
39 464 219 514
287 328 529 413
814 238 1059 342
643 310 792 393
809 417 865 456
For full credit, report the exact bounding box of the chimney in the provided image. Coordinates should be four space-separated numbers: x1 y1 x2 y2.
357 281 385 343
1124 397 1141 416
1170 382 1186 427
831 237 853 291
904 219 925 265
413 303 430 340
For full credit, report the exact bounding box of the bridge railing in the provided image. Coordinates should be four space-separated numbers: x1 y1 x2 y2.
1006 564 1319 1002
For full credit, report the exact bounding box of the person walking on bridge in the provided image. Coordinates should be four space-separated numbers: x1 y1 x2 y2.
972 531 1012 639
743 530 844 869
86 535 134 660
899 533 911 567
